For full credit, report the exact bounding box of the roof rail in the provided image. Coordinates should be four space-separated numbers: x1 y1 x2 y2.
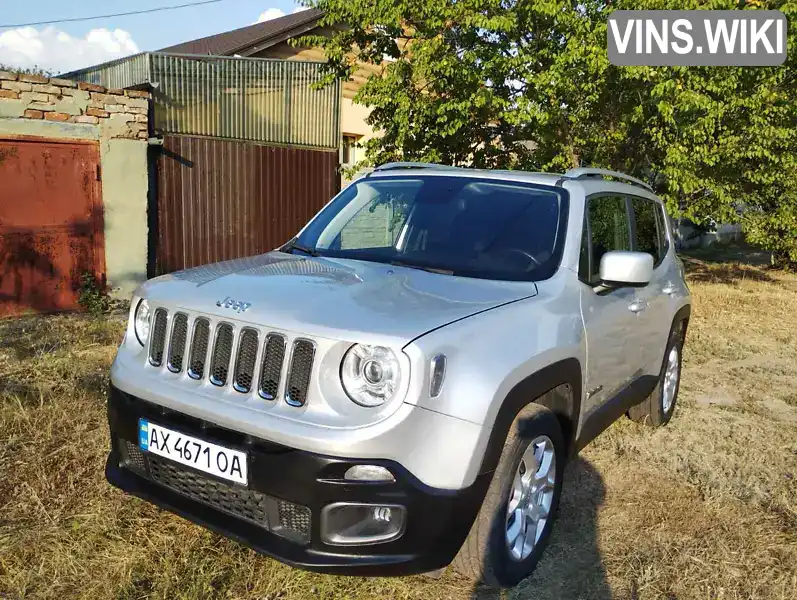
372 162 459 172
564 167 653 192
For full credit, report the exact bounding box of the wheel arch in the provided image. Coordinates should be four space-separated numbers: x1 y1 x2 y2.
674 304 691 340
478 358 582 475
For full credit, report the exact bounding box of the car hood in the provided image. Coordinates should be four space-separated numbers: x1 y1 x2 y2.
138 252 538 345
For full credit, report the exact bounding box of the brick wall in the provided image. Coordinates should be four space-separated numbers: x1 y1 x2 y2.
0 70 149 139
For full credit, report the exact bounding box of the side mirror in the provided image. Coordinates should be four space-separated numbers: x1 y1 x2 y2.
598 251 653 288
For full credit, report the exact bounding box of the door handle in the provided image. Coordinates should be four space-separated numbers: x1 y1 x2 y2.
628 299 649 313
662 282 677 296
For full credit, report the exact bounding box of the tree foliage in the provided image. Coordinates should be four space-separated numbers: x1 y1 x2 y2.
300 0 797 266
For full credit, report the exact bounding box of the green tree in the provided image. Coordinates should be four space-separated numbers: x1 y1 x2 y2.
300 0 797 266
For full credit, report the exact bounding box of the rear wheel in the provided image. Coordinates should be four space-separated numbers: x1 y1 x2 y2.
452 404 566 588
628 321 684 427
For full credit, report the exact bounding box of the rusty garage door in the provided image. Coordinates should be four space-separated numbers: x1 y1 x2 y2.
0 138 105 316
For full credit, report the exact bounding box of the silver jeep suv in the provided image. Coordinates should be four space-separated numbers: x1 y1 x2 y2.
106 164 691 587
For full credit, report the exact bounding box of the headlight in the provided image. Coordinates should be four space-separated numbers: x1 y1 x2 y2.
341 344 400 407
133 299 151 346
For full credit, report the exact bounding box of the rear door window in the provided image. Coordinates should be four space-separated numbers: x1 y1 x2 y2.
630 197 664 265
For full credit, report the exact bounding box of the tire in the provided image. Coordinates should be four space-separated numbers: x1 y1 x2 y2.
628 319 685 427
452 403 566 588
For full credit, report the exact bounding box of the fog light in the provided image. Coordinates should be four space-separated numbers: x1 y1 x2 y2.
344 464 395 482
321 503 406 545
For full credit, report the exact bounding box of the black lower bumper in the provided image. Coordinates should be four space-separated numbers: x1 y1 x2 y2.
106 385 491 576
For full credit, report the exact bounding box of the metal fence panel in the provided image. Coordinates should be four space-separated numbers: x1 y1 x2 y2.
155 134 339 275
63 53 341 149
62 53 152 90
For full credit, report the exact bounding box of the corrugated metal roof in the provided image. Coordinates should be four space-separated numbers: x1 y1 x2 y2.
157 9 325 56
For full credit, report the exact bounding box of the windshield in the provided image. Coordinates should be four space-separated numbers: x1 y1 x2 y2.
290 175 568 281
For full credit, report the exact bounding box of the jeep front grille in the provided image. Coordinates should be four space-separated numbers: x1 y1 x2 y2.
145 309 315 406
188 318 210 379
233 328 259 393
148 308 168 366
286 340 315 407
259 334 286 400
210 323 234 386
167 313 188 373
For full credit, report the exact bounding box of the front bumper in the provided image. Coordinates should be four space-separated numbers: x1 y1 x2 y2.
106 385 492 576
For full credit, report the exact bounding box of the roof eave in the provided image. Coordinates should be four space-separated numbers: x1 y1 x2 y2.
235 19 324 57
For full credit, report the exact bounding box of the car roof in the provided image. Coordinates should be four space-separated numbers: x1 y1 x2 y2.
364 166 563 187
360 165 661 202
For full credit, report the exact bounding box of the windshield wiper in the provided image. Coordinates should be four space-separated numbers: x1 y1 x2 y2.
283 240 319 257
390 259 454 275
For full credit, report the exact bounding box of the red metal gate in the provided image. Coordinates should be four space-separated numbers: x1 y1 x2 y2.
0 138 105 316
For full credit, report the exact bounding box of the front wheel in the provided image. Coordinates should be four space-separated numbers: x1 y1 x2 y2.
628 322 684 427
452 404 566 587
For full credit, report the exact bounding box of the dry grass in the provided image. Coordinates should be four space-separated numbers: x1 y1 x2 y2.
1 246 796 599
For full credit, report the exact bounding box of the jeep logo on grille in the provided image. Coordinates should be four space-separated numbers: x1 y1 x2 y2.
216 297 251 313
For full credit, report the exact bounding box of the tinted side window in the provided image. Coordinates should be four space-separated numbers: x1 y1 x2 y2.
581 195 631 283
631 197 662 264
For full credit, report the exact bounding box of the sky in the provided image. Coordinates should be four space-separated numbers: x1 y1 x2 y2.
0 0 309 74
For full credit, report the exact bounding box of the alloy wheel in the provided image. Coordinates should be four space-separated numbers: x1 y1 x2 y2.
662 346 680 413
505 435 556 561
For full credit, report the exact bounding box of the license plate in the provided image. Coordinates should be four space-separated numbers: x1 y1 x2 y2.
138 420 248 485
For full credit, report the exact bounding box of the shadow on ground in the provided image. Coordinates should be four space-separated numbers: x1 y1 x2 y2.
680 242 777 285
467 457 611 600
680 241 771 266
682 259 776 285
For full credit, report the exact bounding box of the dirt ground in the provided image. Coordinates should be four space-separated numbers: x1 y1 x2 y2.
1 245 795 599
